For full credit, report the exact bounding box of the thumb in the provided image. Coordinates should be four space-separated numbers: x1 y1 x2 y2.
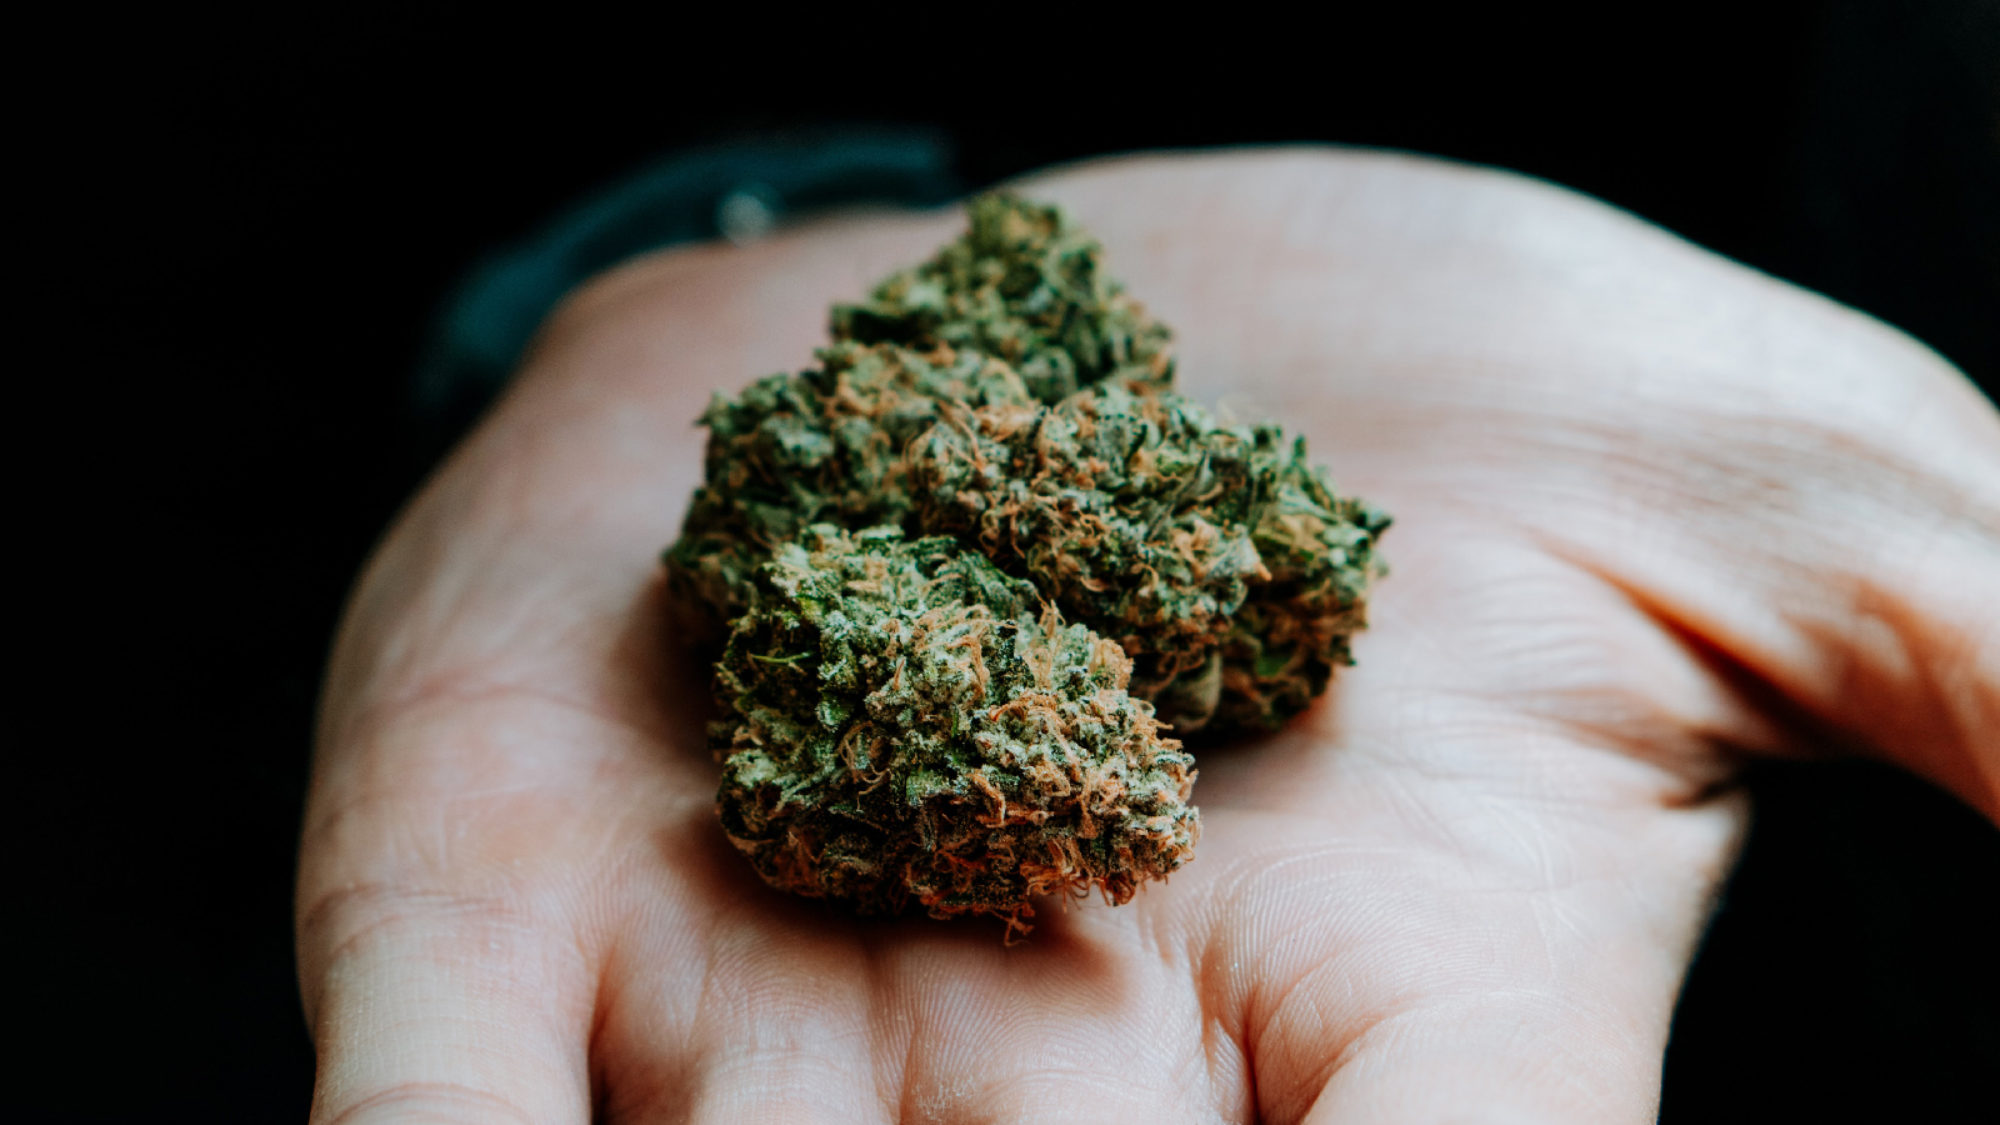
1486 235 2000 819
1589 307 2000 818
297 884 594 1124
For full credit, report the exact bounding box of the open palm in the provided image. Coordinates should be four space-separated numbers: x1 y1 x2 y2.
301 152 1999 1123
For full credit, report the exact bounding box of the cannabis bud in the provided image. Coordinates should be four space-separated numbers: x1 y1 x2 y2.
830 193 1174 402
713 527 1199 938
664 194 1388 931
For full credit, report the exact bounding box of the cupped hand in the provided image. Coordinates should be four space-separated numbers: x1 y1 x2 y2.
300 151 2000 1123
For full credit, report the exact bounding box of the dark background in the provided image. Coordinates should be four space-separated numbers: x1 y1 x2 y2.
35 4 1997 1121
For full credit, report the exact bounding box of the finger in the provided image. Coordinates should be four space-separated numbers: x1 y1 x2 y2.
598 893 1239 1125
299 885 595 1125
593 893 892 1125
1197 795 1743 1125
886 914 1238 1125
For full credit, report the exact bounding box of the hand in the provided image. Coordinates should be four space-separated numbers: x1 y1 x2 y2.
299 151 2000 1123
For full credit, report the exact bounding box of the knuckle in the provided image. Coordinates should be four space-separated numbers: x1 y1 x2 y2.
300 879 529 960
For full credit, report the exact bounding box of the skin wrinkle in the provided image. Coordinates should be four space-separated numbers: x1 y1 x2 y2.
895 951 1004 1125
301 726 651 918
585 927 620 1122
1200 1008 1257 1125
321 633 670 775
974 1067 1193 1124
319 580 713 833
297 883 541 1018
693 873 813 1081
720 910 897 1120
1260 959 1392 1123
330 452 634 726
1822 569 2000 811
1224 846 1431 1097
1356 711 1656 821
964 960 1144 1096
1123 909 1250 1123
889 968 932 1125
1182 868 1259 1069
319 1080 541 1125
1856 489 2000 686
1327 518 1772 804
308 870 608 1020
1450 673 1745 801
674 916 755 1121
1533 560 1796 769
499 794 711 1120
590 825 723 1123
1372 758 1501 858
1530 542 1858 764
592 910 703 1122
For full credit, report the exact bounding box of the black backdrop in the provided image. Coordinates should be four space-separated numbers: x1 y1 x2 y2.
34 5 1997 1121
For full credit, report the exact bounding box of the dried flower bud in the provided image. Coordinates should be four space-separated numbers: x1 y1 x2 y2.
712 527 1200 935
905 378 1277 721
665 192 1390 931
830 193 1174 403
665 340 1035 624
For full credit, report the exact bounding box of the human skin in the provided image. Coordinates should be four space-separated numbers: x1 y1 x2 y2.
300 150 2000 1124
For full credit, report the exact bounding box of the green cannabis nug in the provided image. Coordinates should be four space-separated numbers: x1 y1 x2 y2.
713 527 1199 937
665 194 1388 932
